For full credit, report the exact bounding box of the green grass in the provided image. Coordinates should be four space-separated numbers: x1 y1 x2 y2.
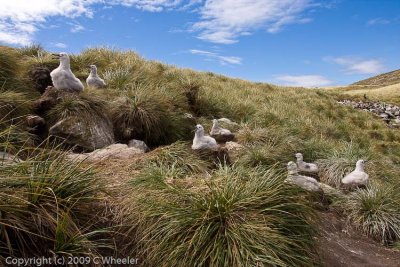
1 44 400 264
338 184 400 245
122 165 317 267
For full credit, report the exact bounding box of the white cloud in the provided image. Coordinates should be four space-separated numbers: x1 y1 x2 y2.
110 0 184 11
367 18 390 26
275 74 333 87
0 0 191 45
192 0 314 44
324 56 386 75
53 42 67 48
69 22 85 33
189 49 242 65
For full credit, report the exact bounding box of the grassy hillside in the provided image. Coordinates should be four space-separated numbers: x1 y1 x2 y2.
333 82 400 105
352 69 400 87
1 45 400 266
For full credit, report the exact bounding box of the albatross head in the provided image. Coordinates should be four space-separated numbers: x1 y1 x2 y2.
195 124 205 136
356 159 368 170
89 64 97 74
287 161 298 175
52 52 70 67
295 153 303 161
212 119 218 127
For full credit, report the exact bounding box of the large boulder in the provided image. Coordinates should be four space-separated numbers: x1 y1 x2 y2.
128 139 150 153
35 86 115 151
49 115 114 151
67 144 144 162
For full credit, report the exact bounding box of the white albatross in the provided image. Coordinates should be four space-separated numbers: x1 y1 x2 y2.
286 161 321 192
50 52 84 92
86 65 106 88
295 153 319 173
192 124 218 150
341 159 369 187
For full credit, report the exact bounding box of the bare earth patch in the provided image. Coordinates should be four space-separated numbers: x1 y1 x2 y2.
315 211 400 267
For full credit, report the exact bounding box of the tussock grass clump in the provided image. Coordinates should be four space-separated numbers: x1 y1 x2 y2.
146 141 210 174
122 166 316 267
18 44 45 57
110 87 192 146
0 148 111 261
339 185 400 245
46 93 109 125
0 90 32 122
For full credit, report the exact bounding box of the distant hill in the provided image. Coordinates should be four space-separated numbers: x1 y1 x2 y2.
352 69 400 87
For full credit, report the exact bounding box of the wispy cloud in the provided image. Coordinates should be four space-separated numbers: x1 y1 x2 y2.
69 22 85 33
0 0 192 45
324 56 386 75
192 0 315 44
189 49 242 65
275 74 333 87
367 17 391 26
52 42 67 48
111 0 186 12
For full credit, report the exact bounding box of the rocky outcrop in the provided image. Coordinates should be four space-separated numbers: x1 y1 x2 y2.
224 141 243 162
34 86 115 151
338 100 400 128
67 143 144 162
49 116 114 151
128 139 150 153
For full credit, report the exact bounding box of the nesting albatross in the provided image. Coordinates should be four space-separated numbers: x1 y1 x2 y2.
87 65 106 89
192 124 218 150
341 159 369 188
295 153 319 173
50 52 84 92
286 161 321 192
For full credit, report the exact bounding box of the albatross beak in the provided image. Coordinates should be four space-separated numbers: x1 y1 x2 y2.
51 53 60 59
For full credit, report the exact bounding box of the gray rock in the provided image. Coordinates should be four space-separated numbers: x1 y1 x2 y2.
67 143 144 162
49 116 114 151
0 152 21 164
128 139 149 153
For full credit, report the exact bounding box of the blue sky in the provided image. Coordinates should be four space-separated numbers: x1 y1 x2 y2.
0 0 399 87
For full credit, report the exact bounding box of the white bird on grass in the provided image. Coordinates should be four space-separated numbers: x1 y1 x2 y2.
86 65 106 88
295 153 319 173
286 161 321 192
341 159 369 187
50 52 84 92
192 124 218 150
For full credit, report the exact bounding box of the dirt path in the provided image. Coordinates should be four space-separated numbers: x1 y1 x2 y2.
315 211 400 267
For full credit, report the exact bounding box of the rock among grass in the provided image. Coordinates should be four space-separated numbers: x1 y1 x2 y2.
210 119 235 143
34 86 114 151
67 143 144 161
49 116 114 151
128 139 150 153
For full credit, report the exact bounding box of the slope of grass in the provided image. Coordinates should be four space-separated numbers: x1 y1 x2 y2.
352 69 400 87
1 45 400 265
334 83 400 105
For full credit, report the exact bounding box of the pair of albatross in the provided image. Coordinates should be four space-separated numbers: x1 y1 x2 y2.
289 153 369 189
50 52 106 91
191 120 234 150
